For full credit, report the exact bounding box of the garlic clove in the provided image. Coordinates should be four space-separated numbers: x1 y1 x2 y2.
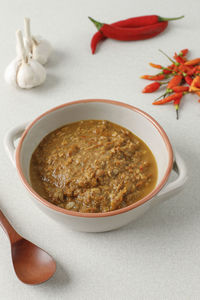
32 36 52 65
23 18 52 64
24 17 32 54
17 59 46 89
16 43 26 59
4 58 22 87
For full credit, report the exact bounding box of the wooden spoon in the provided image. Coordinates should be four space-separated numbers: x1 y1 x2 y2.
0 209 56 284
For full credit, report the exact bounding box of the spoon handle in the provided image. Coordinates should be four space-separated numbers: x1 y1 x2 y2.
0 209 22 244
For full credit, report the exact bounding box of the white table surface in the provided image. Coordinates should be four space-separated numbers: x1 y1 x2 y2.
0 0 200 299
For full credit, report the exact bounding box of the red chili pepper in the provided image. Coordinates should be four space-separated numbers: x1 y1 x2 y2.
191 76 200 89
91 33 106 54
179 49 188 57
174 52 185 64
181 66 195 76
149 63 163 69
140 74 166 80
167 74 182 89
177 65 184 71
142 81 161 93
90 15 184 54
162 69 173 74
149 63 173 74
91 18 144 54
195 79 200 89
111 15 184 27
185 75 193 85
165 64 175 74
178 64 190 74
153 92 183 105
191 66 198 73
169 86 189 93
89 18 169 41
185 58 200 66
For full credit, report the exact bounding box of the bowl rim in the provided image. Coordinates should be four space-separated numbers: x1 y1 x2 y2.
15 99 173 218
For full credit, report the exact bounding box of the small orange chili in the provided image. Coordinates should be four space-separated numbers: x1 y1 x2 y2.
167 74 182 89
184 75 193 85
149 63 172 74
142 81 161 93
140 74 166 80
189 76 200 92
149 63 163 69
174 52 185 64
190 86 200 92
195 77 200 88
153 92 183 105
186 66 197 76
179 49 188 57
168 86 189 93
161 68 173 74
178 64 191 73
185 58 200 66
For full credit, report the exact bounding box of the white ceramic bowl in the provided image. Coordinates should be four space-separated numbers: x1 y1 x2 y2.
4 99 187 232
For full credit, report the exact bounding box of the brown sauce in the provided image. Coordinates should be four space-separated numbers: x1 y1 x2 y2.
30 120 157 213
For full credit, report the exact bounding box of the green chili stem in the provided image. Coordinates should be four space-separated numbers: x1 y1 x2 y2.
158 15 184 22
175 104 179 119
160 81 170 85
166 88 173 93
159 49 179 66
88 17 103 30
153 91 170 102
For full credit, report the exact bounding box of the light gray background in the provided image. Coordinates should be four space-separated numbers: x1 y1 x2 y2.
0 0 199 299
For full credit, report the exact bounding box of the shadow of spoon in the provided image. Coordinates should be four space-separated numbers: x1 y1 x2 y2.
0 209 56 285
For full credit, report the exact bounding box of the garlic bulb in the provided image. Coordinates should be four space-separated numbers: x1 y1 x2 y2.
5 58 22 87
5 30 46 89
24 18 52 64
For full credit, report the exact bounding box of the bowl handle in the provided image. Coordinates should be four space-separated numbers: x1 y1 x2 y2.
153 151 187 204
4 123 28 167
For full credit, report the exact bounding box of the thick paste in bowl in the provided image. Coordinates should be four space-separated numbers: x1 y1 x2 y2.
30 120 157 213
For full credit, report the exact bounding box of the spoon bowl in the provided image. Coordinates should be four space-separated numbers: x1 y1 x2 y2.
12 238 56 285
0 209 56 284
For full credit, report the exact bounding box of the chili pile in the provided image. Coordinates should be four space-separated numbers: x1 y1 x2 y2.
141 49 200 119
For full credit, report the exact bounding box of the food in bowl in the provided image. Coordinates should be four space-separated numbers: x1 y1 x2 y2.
5 99 186 232
30 119 157 213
